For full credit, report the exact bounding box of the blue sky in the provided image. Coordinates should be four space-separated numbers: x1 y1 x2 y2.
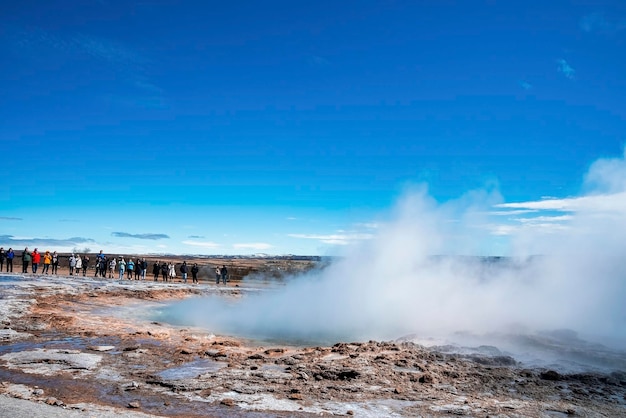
1 1 625 255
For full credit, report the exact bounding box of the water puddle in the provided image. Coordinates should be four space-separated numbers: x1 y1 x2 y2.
158 359 228 380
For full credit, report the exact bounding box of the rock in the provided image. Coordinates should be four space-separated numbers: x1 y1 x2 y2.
32 389 44 396
128 401 141 409
123 346 140 352
347 410 354 415
180 349 192 355
540 370 561 381
313 367 360 381
248 353 265 360
419 374 433 384
264 348 285 355
394 386 403 394
88 345 116 352
205 349 227 358
288 393 303 400
221 398 235 406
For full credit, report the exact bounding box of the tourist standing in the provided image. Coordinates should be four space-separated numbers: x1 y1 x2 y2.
51 251 58 274
191 263 199 284
31 248 41 274
82 255 89 276
215 266 220 284
0 248 5 272
118 257 126 280
140 258 147 280
6 248 14 273
220 265 228 285
161 262 168 281
108 257 116 278
127 258 134 280
75 255 82 276
69 254 76 275
168 263 176 282
22 248 31 273
94 257 101 277
180 261 188 283
100 256 107 277
152 261 160 281
134 258 141 280
42 250 52 274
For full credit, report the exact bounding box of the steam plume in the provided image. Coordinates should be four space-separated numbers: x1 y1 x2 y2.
163 152 626 350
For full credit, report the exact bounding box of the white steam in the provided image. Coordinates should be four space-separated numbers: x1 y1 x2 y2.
163 151 626 351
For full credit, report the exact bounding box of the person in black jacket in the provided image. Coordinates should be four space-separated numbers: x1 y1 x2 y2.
180 261 188 283
152 261 160 281
161 262 168 282
191 263 199 284
220 265 228 284
0 248 5 272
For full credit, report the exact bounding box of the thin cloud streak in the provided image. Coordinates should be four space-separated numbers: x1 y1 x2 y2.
232 243 273 251
182 240 220 248
112 232 170 240
288 233 375 245
495 192 626 213
0 235 95 247
0 216 22 221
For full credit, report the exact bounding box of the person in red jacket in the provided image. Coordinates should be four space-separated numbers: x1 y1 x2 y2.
31 248 41 274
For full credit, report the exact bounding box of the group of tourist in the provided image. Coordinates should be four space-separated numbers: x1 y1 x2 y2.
0 247 230 285
0 247 62 275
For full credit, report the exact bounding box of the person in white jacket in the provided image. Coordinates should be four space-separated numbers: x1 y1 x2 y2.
75 255 82 275
108 258 116 279
168 263 176 281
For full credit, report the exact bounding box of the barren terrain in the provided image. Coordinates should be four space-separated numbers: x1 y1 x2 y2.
0 258 625 417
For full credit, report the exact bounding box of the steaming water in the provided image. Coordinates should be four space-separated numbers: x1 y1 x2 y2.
155 149 626 374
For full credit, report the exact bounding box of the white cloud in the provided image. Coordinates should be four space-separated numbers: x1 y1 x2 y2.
495 192 626 213
232 243 273 250
488 209 539 216
354 222 381 229
182 240 220 248
288 233 375 245
557 59 575 80
514 215 574 223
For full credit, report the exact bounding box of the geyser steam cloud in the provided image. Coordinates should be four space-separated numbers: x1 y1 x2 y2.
166 151 626 346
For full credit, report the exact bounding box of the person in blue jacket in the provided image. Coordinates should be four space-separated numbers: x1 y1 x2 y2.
6 248 14 272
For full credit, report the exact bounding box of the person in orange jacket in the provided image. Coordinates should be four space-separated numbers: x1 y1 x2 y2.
42 250 52 274
31 248 41 274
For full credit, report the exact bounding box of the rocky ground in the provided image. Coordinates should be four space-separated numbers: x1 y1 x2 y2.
0 271 625 417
